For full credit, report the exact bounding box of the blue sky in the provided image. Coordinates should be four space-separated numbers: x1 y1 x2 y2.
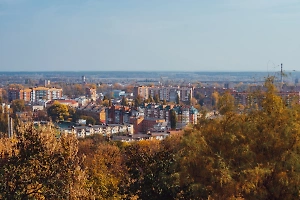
1 0 300 71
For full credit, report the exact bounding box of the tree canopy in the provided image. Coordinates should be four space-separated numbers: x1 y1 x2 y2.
47 102 70 122
0 123 87 199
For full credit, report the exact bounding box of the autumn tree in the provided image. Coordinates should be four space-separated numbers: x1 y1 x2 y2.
125 84 134 93
11 99 25 113
77 134 126 199
122 139 181 199
102 99 110 107
0 123 88 199
148 94 154 103
211 91 219 109
162 99 167 105
84 143 125 199
217 90 235 115
177 77 300 199
154 94 160 104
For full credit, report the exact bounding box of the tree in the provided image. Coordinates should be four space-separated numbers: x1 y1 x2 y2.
148 94 154 103
217 91 235 115
83 143 125 199
154 94 160 104
0 104 9 134
11 99 25 113
1 90 8 103
134 95 143 107
0 123 88 199
178 77 300 199
81 116 96 125
47 102 69 122
33 110 49 121
211 91 219 108
187 93 192 105
121 96 128 106
176 94 180 104
123 139 181 199
102 95 108 101
125 85 134 93
170 110 177 130
162 99 167 105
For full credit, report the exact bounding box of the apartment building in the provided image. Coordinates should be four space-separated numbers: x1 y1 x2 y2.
8 87 62 103
148 87 160 98
172 105 198 126
230 91 300 108
76 102 106 124
48 88 63 100
105 105 131 124
85 87 97 101
134 86 149 99
31 87 63 103
135 85 193 103
178 87 193 102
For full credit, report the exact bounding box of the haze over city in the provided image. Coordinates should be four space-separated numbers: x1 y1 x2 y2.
1 0 300 71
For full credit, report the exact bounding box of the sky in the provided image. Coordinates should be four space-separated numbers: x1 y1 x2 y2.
1 0 300 72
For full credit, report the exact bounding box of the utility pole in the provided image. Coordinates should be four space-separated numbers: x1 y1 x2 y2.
281 63 283 84
7 110 13 138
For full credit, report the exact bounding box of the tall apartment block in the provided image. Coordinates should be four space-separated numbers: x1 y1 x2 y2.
135 85 193 103
134 86 149 99
8 87 63 103
85 87 97 101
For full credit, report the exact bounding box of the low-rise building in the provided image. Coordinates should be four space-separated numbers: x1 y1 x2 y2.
76 102 106 124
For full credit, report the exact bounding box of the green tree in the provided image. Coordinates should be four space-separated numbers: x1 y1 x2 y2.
134 95 143 107
47 102 69 122
170 110 177 130
81 116 96 125
176 94 180 104
121 96 128 106
0 104 8 134
187 93 192 105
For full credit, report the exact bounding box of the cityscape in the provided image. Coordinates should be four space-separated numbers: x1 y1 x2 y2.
1 0 300 199
0 70 299 138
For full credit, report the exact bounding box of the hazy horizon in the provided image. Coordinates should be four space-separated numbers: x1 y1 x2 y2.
1 0 300 72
